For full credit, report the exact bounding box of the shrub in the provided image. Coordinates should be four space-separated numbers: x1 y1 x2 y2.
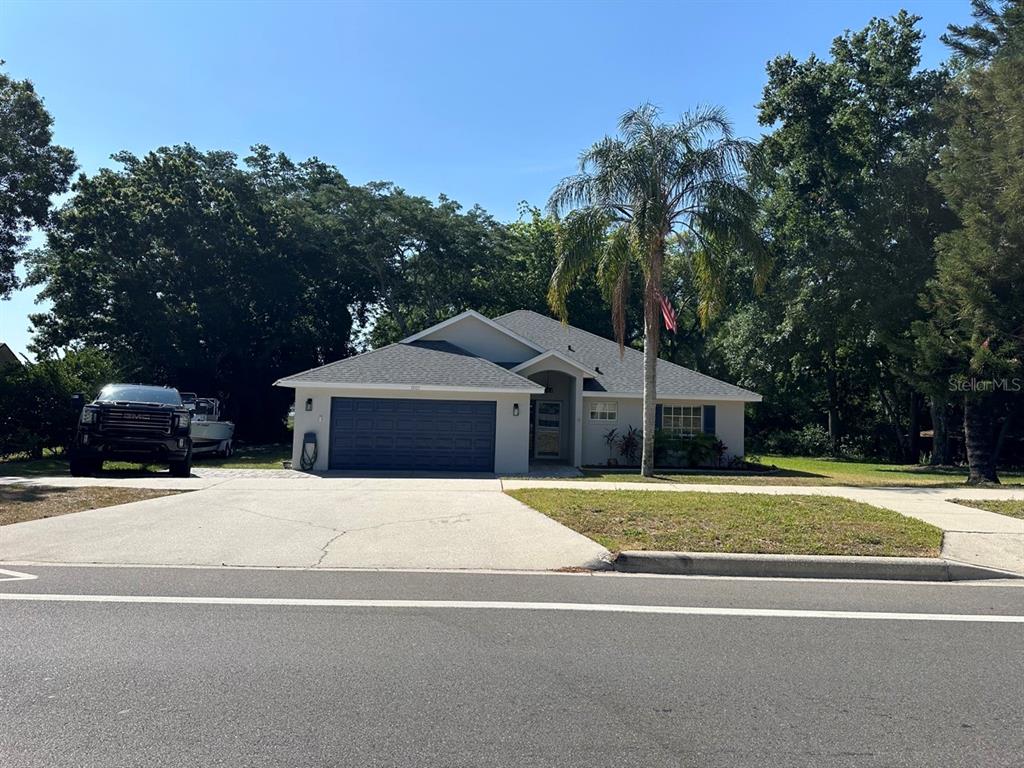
602 427 619 465
0 348 116 459
617 425 641 464
654 430 719 468
752 424 832 457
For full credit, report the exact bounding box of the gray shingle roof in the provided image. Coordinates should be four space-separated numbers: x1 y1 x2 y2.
494 310 761 401
278 340 542 391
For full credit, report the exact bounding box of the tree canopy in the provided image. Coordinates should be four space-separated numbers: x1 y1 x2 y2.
731 11 954 459
0 64 76 298
26 146 615 440
916 0 1024 481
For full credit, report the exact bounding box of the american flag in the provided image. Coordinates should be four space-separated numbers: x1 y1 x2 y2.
659 293 678 333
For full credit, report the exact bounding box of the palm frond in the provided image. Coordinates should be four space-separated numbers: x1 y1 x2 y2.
548 208 609 320
548 174 594 216
619 104 661 143
691 237 726 329
548 100 768 336
598 225 633 354
687 182 772 326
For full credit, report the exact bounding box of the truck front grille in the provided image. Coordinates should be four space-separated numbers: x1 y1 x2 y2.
101 408 173 434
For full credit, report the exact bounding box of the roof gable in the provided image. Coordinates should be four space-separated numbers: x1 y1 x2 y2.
512 349 599 378
494 310 761 402
403 310 541 364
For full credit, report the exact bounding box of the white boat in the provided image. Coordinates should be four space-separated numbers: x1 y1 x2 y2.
183 395 235 456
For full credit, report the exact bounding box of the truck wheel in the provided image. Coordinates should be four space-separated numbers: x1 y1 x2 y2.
69 458 93 477
169 456 192 478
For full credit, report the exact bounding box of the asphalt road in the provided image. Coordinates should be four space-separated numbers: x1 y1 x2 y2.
1 565 1022 768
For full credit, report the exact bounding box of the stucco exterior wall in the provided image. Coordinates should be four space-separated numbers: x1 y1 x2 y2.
420 315 536 364
714 401 746 460
289 386 531 474
581 396 747 467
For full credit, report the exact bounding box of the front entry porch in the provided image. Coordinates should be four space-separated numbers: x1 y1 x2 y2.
525 369 580 467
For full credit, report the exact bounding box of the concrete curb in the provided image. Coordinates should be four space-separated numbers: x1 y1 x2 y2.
611 551 1022 581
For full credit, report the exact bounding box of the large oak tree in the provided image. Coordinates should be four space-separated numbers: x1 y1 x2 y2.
0 65 76 298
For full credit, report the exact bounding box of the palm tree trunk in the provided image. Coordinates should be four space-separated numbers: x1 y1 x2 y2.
640 249 663 477
964 395 999 484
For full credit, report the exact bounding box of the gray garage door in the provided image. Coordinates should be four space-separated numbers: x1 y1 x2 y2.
329 397 496 472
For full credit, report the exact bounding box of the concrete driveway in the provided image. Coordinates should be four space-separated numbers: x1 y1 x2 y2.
0 475 610 570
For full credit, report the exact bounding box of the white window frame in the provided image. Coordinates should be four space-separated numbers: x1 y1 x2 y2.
662 405 702 436
588 401 618 422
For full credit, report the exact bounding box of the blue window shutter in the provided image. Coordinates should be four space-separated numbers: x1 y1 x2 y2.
703 405 716 435
655 404 663 430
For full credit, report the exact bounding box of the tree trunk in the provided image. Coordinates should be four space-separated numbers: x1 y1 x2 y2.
930 398 950 466
640 249 663 477
993 410 1013 468
825 368 841 454
878 384 908 460
908 391 921 464
964 396 999 484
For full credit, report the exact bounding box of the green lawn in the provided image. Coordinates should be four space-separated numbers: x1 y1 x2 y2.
0 443 291 477
581 455 1024 488
950 498 1024 520
198 443 291 469
506 488 942 557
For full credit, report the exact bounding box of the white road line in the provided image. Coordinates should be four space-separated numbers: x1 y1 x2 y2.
0 568 37 582
0 593 1022 623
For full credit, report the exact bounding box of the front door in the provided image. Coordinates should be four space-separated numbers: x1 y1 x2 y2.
533 400 562 458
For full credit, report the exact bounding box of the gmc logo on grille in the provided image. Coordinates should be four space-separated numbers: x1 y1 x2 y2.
122 413 145 420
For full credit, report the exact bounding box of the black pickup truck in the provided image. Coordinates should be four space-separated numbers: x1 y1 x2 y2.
69 384 193 477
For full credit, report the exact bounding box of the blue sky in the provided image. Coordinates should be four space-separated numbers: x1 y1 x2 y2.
1 0 971 360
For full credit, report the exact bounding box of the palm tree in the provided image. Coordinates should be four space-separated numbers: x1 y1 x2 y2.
548 104 769 476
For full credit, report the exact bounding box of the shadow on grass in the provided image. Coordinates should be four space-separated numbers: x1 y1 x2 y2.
875 466 970 478
583 466 828 480
0 484 68 503
0 456 175 479
1 442 291 477
0 457 70 478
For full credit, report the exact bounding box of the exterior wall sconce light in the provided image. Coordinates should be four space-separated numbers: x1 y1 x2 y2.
305 398 313 412
513 403 520 417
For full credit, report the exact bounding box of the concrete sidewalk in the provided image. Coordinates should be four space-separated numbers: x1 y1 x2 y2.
502 479 1024 575
0 476 610 570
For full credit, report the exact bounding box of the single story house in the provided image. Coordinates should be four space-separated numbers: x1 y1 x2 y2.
276 309 761 474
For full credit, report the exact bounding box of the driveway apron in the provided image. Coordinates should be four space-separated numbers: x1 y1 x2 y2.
0 476 610 571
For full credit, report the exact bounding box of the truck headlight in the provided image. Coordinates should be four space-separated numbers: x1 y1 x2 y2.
175 412 191 429
80 407 99 425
